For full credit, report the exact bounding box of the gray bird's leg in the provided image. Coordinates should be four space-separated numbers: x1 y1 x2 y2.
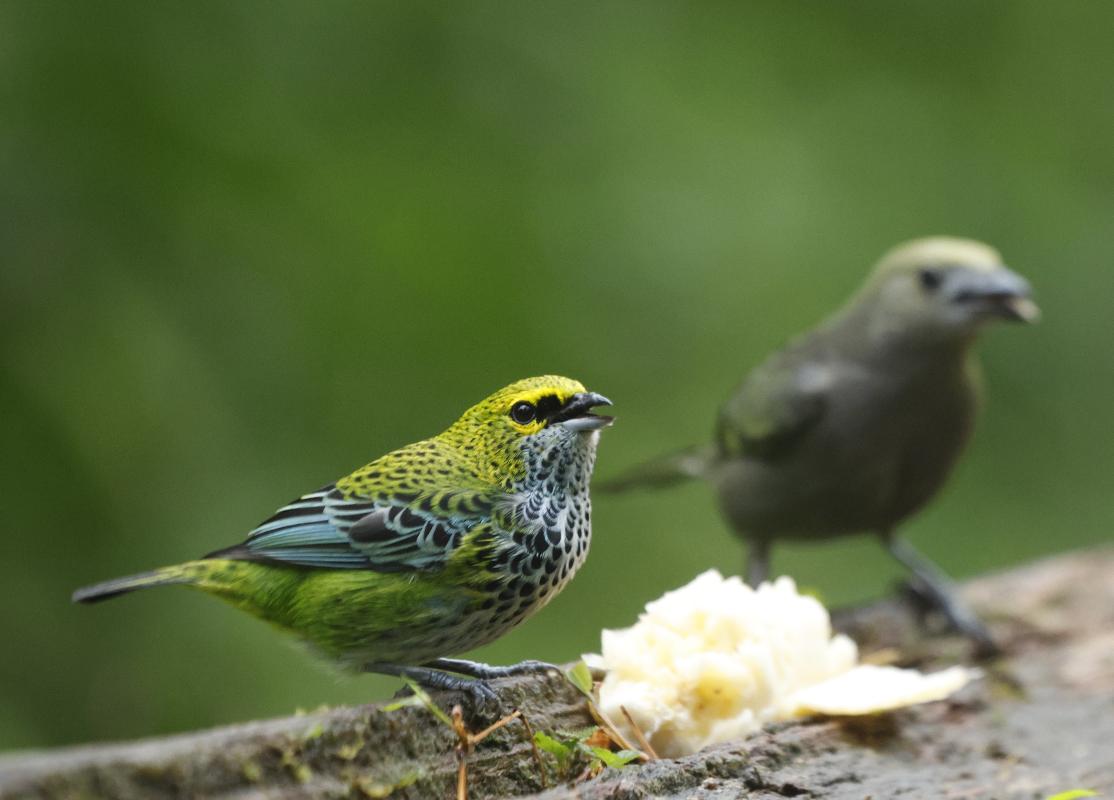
882 532 1000 657
365 662 499 708
745 537 771 587
423 658 559 679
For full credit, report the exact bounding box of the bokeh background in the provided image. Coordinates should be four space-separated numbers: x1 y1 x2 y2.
2 1 1112 750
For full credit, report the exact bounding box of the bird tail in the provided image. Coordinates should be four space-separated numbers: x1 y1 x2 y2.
598 444 715 493
72 562 212 604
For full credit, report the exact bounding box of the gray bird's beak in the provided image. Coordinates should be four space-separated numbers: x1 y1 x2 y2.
552 392 614 431
949 266 1041 323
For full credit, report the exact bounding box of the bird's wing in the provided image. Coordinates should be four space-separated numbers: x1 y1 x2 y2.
209 484 487 572
716 347 831 461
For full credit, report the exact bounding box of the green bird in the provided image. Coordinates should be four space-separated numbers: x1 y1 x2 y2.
75 376 613 704
604 237 1038 655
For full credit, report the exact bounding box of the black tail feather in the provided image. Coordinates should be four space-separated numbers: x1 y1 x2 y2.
72 568 188 604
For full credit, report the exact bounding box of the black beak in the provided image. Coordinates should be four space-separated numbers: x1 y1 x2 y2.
551 392 614 431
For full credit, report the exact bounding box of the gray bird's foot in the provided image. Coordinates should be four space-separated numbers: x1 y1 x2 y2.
900 577 1001 658
423 657 559 680
884 533 1001 659
365 663 500 713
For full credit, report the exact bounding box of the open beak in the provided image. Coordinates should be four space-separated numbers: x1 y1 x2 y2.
552 392 614 432
951 267 1040 323
995 295 1041 323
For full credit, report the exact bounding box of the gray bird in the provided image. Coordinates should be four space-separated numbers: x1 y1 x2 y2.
604 237 1038 655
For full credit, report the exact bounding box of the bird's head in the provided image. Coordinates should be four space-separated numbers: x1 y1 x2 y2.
858 237 1039 345
446 376 613 490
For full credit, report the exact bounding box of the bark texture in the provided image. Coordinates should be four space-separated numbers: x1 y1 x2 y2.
3 547 1112 799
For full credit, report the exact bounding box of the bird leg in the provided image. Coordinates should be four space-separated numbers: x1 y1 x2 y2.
882 532 1000 657
423 658 559 680
364 662 500 709
744 537 771 587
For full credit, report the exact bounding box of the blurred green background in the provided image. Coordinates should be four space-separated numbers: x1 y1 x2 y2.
2 1 1111 750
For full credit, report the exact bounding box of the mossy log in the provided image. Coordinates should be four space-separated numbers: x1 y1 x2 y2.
3 547 1112 799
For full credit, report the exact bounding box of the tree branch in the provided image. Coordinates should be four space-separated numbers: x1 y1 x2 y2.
4 547 1112 799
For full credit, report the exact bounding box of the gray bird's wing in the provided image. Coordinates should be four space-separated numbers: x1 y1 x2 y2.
715 343 831 461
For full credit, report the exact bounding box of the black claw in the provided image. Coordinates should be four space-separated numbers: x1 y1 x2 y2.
898 578 1001 658
476 680 499 704
391 684 415 700
463 680 501 715
964 626 1002 660
898 578 939 621
885 535 1000 659
366 662 508 713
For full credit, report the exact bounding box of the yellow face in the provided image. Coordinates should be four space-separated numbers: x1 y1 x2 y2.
456 375 584 435
450 375 614 444
502 382 587 435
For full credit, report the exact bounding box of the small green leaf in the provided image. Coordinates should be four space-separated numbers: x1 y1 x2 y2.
559 726 601 742
588 747 641 768
1046 791 1097 800
614 749 642 765
533 731 572 761
565 661 595 698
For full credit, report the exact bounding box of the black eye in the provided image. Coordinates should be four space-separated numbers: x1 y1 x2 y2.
510 401 536 424
919 268 944 291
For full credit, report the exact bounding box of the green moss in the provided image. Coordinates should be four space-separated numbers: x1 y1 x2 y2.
241 760 263 783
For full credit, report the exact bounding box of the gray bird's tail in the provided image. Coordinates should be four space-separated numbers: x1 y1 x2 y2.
598 444 715 493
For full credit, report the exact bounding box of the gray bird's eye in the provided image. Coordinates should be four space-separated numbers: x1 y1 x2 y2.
918 268 944 292
510 401 537 424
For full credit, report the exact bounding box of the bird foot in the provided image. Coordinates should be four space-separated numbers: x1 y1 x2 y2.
368 663 503 715
424 657 559 680
461 679 501 712
898 578 1001 659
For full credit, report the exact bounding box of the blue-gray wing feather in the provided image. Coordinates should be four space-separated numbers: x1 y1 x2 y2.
226 486 475 571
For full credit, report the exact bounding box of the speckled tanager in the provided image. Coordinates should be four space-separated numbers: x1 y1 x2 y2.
75 376 613 703
603 237 1038 655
